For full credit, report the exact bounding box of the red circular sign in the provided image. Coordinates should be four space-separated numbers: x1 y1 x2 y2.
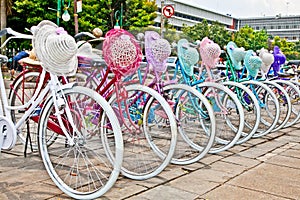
163 5 174 18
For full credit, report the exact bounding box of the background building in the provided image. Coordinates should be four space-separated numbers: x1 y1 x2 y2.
237 15 300 41
154 0 236 31
154 0 300 41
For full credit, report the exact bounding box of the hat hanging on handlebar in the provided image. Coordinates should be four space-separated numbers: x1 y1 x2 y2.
32 20 78 76
244 50 262 78
102 28 142 78
177 39 199 76
226 41 246 71
199 37 221 69
145 31 171 72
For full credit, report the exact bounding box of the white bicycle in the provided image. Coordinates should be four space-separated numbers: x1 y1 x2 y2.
0 22 124 199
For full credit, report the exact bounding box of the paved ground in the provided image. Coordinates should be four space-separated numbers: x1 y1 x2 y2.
1 121 300 199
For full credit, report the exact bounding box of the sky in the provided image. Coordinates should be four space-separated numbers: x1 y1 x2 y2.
182 0 300 18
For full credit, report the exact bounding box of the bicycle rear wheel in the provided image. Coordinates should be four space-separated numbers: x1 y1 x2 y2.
102 84 177 180
38 86 123 199
9 71 42 149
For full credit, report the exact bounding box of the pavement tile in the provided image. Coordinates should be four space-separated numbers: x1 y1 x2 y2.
279 148 300 159
127 185 199 200
103 181 147 200
265 154 300 169
209 160 246 176
198 154 223 165
0 167 49 193
226 144 249 153
275 134 300 143
221 154 261 168
228 163 300 199
168 173 220 196
244 137 267 146
200 184 288 200
1 182 64 200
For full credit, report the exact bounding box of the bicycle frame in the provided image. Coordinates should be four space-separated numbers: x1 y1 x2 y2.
0 59 77 150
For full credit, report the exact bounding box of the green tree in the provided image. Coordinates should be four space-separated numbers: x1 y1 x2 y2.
181 19 231 49
8 0 157 35
233 25 268 51
126 0 157 29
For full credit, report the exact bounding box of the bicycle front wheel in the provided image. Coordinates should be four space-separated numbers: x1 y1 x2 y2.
102 84 177 180
162 84 216 165
38 86 123 199
223 81 260 145
196 82 244 153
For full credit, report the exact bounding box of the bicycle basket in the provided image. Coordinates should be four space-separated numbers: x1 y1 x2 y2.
226 41 246 71
199 37 221 69
32 20 78 76
145 31 171 72
244 50 262 78
177 39 199 76
259 48 274 74
102 28 142 78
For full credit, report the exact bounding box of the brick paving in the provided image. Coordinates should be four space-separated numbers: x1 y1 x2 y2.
1 77 300 199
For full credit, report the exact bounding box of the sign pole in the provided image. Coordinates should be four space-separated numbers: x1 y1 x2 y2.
160 0 164 37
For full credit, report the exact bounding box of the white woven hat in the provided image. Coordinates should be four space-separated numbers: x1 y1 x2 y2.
32 20 78 76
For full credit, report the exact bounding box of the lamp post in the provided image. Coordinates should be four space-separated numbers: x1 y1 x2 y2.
49 0 71 25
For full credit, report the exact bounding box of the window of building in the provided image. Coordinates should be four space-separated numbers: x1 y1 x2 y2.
278 25 281 29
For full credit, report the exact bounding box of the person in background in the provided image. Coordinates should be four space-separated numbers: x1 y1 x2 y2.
10 50 30 80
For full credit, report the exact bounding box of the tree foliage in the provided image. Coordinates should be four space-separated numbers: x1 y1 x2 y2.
181 19 231 49
8 0 157 35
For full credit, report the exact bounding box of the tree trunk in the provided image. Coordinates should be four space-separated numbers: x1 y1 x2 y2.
0 0 7 45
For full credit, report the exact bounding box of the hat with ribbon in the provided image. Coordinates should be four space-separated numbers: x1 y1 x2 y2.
226 41 246 70
244 50 262 78
32 20 78 76
177 39 199 76
199 37 221 69
145 31 171 72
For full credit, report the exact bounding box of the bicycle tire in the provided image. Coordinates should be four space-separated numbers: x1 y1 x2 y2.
161 83 216 165
263 80 291 132
38 85 123 199
223 81 260 144
102 84 177 180
9 71 44 149
241 80 280 138
273 80 300 127
195 82 244 153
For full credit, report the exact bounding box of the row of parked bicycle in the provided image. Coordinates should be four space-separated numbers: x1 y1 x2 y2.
0 19 299 199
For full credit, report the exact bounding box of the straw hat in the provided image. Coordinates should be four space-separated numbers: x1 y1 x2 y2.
177 39 199 76
244 50 262 78
32 20 78 76
226 41 246 70
199 37 221 69
145 31 171 72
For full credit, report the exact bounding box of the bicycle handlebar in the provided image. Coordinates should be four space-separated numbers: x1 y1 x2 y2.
0 27 33 49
